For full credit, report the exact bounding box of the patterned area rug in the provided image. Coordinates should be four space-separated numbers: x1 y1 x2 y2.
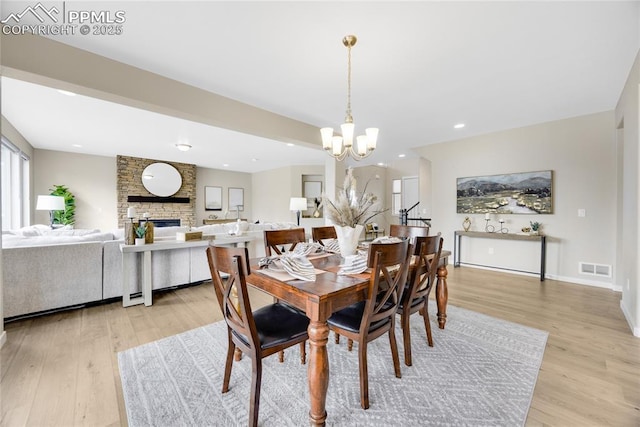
118 305 548 426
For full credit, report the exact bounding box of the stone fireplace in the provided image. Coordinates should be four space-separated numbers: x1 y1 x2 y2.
117 155 196 228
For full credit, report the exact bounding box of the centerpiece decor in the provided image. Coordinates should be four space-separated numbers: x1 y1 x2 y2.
323 168 384 256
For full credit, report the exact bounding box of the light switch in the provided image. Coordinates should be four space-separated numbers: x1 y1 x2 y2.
578 209 586 217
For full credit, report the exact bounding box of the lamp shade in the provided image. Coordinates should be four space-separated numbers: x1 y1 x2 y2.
289 197 307 211
36 195 65 211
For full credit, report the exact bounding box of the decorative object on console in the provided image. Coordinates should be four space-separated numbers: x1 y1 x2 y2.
135 223 147 245
320 35 378 161
125 207 137 245
36 195 65 228
530 221 541 235
176 231 203 241
484 213 495 233
142 212 155 243
49 185 75 226
323 168 384 256
462 216 471 231
289 197 307 226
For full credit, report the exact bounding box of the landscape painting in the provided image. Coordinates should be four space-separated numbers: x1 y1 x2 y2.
457 170 552 214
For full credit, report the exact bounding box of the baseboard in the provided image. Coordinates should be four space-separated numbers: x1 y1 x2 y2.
620 299 640 337
455 263 619 291
0 330 6 349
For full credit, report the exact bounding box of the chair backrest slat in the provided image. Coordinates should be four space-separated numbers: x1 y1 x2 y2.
389 224 430 243
403 235 443 307
207 246 260 352
264 228 306 256
311 226 337 245
362 240 413 330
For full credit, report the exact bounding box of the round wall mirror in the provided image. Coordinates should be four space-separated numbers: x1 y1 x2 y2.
142 163 182 197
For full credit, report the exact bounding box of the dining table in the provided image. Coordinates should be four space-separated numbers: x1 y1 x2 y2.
245 249 450 426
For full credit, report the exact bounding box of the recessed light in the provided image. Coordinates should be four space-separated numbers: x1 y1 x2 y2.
454 123 465 129
72 144 83 148
287 143 295 147
251 158 259 162
377 162 385 166
223 163 229 167
175 143 192 151
57 89 76 96
398 154 406 158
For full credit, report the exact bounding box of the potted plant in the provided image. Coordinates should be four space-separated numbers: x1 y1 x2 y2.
530 221 541 235
49 185 75 226
135 224 147 245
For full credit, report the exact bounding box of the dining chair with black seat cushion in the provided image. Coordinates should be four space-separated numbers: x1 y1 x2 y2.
264 228 306 256
389 224 430 242
327 239 413 409
262 228 308 362
206 246 310 427
311 225 337 245
397 234 443 366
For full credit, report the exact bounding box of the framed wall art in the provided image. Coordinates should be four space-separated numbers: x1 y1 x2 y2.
204 186 222 211
456 170 552 214
228 187 244 211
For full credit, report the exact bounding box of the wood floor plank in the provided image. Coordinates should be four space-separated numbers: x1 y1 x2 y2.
1 267 639 426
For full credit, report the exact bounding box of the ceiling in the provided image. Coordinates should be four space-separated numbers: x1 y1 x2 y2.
1 1 638 173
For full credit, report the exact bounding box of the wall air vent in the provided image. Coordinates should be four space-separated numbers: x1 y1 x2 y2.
579 262 612 277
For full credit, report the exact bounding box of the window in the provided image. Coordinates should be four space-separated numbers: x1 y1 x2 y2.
1 137 30 230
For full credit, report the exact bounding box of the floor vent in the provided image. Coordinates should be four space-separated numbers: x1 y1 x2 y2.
579 262 612 277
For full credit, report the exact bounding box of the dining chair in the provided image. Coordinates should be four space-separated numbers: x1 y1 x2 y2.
311 225 337 245
397 234 443 366
206 246 310 427
327 239 413 409
365 223 384 240
262 227 309 362
389 224 430 242
264 228 306 256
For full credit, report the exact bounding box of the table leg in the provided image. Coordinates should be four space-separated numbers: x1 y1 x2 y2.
308 320 330 426
122 252 133 307
436 264 449 329
142 251 152 306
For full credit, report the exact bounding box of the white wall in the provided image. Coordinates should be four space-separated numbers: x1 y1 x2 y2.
33 149 117 231
416 111 617 288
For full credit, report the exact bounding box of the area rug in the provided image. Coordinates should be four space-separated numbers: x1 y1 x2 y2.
118 305 548 426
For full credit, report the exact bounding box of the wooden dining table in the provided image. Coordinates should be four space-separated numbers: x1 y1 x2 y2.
246 250 450 426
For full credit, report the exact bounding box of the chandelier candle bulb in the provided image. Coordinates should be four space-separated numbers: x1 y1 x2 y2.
127 207 136 218
485 213 490 220
357 135 368 155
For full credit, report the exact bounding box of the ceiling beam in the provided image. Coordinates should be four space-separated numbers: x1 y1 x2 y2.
1 33 322 150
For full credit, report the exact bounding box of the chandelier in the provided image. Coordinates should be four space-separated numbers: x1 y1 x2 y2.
321 35 378 161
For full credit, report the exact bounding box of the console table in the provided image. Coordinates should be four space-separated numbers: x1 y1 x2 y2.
453 230 547 281
120 236 253 307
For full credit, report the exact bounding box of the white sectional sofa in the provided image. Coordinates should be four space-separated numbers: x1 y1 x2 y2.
2 221 298 319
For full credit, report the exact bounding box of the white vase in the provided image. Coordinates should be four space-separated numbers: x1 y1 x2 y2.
334 224 364 256
135 238 146 246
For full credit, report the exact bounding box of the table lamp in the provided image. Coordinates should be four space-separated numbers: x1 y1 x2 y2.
36 195 65 228
289 197 307 226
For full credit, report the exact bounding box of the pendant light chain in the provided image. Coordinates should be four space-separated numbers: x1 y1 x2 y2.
345 42 353 124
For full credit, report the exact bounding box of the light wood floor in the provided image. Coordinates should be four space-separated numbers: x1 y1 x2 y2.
1 267 639 426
